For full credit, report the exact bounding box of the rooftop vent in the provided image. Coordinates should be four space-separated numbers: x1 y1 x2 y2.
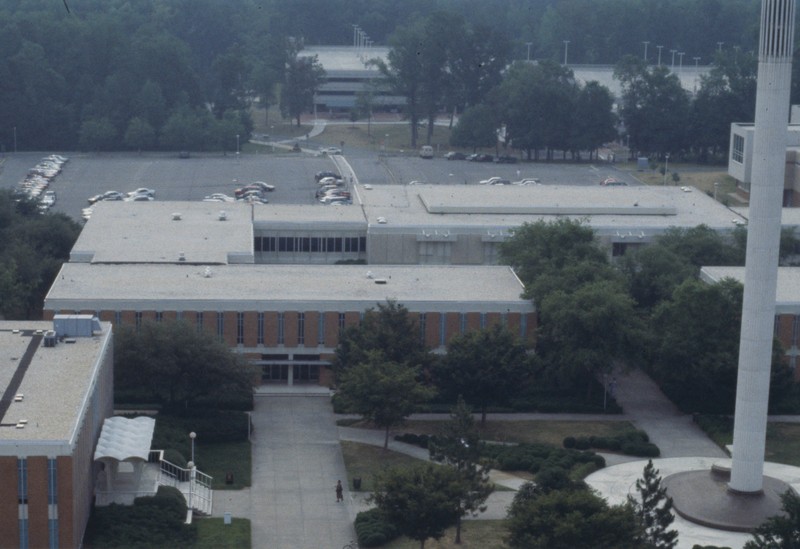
374 278 388 284
172 212 182 221
14 394 23 402
53 315 101 338
43 330 57 347
204 267 212 278
178 252 186 262
218 210 228 221
377 216 387 224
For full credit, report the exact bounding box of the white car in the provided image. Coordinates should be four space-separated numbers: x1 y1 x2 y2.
479 177 506 185
41 191 57 207
127 188 156 198
204 193 236 202
319 146 342 155
513 178 541 186
251 181 275 192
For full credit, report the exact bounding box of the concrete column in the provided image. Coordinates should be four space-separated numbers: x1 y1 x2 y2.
730 0 796 493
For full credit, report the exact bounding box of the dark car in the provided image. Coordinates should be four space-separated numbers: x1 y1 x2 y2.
495 155 518 164
445 151 466 160
467 153 493 162
315 171 343 182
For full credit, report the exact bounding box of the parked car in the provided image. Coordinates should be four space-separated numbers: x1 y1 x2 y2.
479 176 509 185
419 145 434 159
125 194 154 202
251 181 275 192
512 178 541 186
88 191 124 204
315 171 343 182
444 151 466 160
204 193 236 202
318 176 343 187
467 153 493 162
235 185 266 198
127 188 156 198
600 177 628 186
494 155 518 164
319 146 342 155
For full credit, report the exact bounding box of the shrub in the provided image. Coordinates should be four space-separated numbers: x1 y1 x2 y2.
355 508 399 548
562 436 576 448
162 448 187 468
574 437 591 450
393 433 433 448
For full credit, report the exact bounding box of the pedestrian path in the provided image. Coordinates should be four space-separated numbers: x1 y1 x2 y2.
211 395 355 549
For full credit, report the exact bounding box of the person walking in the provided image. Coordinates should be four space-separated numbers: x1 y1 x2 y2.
336 480 344 502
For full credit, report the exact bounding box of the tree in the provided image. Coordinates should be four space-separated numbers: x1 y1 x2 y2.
334 300 430 374
124 117 156 151
337 353 435 448
536 279 644 398
114 320 257 408
614 56 691 157
627 460 678 549
648 278 793 414
376 18 427 148
79 117 118 151
370 464 464 549
499 218 608 302
449 104 498 152
280 53 325 126
428 397 493 544
493 61 578 160
746 490 800 548
159 107 206 151
571 81 617 160
620 245 696 310
435 325 531 423
506 483 642 549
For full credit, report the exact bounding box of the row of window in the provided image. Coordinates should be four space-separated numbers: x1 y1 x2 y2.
254 236 367 254
114 311 528 347
17 458 58 549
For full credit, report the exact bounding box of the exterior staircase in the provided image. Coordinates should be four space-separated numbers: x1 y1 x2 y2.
150 450 214 517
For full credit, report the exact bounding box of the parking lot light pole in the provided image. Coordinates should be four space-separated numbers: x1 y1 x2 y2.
663 153 670 185
189 431 196 463
526 42 532 61
656 45 663 66
563 40 570 65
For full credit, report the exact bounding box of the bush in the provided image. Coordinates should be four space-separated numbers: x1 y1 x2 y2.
355 508 399 547
393 433 433 448
561 430 658 457
162 448 187 468
480 442 602 478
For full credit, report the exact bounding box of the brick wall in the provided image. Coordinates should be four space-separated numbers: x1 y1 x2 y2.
0 457 19 548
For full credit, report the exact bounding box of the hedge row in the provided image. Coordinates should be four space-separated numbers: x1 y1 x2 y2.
562 430 660 457
481 442 605 476
354 508 399 548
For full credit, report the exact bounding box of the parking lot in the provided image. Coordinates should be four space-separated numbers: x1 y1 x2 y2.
0 149 637 222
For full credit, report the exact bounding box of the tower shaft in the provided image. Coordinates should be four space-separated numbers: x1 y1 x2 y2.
730 0 795 493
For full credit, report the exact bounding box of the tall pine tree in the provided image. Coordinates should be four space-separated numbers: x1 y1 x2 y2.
627 460 679 549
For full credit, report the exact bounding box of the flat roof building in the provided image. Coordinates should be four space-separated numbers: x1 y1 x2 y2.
0 320 113 548
44 263 534 385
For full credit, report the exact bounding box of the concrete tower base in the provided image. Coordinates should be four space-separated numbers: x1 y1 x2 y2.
662 466 788 532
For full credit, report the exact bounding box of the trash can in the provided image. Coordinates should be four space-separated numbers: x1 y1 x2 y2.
224 512 232 525
353 477 362 491
226 472 234 485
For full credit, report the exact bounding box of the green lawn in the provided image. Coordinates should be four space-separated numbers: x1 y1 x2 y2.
198 441 251 490
192 518 251 549
765 423 800 466
341 441 426 494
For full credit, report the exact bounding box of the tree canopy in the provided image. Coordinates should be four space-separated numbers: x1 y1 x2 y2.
370 463 465 549
0 190 81 319
114 320 257 409
434 325 532 423
336 353 435 448
746 490 800 549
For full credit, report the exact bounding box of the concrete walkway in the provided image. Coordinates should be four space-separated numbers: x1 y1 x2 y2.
212 394 355 549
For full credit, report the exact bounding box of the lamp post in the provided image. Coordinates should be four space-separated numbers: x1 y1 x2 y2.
563 40 570 65
352 24 359 49
525 42 532 61
714 181 720 202
663 153 670 185
187 461 195 511
189 431 196 463
656 45 663 66
670 49 677 68
677 52 685 74
643 41 650 61
717 41 724 52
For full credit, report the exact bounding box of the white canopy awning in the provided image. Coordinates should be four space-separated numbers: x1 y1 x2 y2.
94 416 155 462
